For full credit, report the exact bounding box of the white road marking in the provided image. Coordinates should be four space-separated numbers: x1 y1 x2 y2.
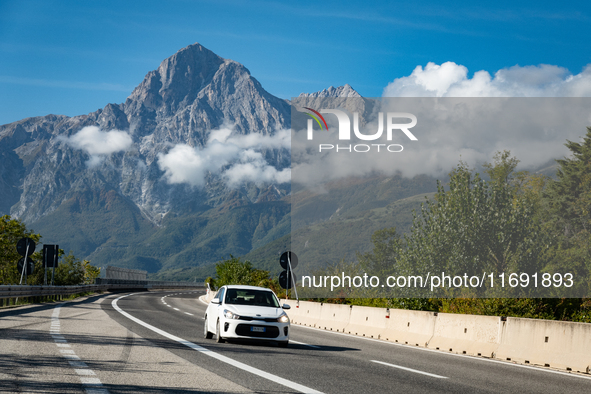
173 308 180 311
289 340 320 349
75 369 96 376
51 303 109 393
184 312 193 316
112 294 324 394
80 377 102 384
291 324 591 381
371 360 448 379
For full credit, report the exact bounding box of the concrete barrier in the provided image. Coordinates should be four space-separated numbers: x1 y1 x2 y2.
286 300 323 328
344 305 388 339
282 299 305 320
428 313 501 357
317 303 352 333
283 298 591 375
496 317 591 373
381 309 437 347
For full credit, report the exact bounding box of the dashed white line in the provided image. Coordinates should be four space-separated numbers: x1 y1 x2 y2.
51 303 109 393
80 377 102 384
75 369 96 376
371 360 448 379
289 340 320 349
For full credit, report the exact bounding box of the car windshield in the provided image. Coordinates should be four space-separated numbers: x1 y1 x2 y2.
224 289 280 308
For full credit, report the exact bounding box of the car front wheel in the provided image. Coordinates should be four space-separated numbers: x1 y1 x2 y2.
215 319 225 343
278 340 289 348
204 316 213 339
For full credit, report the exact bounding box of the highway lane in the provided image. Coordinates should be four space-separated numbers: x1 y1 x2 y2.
102 291 591 394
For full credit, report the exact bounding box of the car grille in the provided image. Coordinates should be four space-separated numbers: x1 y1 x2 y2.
236 324 280 338
238 316 278 322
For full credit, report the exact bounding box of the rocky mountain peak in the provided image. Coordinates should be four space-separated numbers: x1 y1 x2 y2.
123 43 289 140
298 84 362 98
0 43 297 272
125 43 225 114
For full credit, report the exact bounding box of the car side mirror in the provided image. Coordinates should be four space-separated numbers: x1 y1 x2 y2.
211 298 220 304
282 304 291 309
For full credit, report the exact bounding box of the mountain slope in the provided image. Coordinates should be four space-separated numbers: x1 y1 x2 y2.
0 43 293 273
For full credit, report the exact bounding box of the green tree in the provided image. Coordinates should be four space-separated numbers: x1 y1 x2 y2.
0 215 42 285
483 150 520 185
357 227 402 278
543 127 591 295
214 255 274 289
360 153 549 297
546 127 591 237
83 260 101 284
54 252 86 285
417 160 543 293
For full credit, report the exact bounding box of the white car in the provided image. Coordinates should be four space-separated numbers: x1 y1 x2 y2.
204 285 291 347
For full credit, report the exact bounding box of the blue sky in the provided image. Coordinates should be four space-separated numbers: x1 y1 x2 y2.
1 0 590 125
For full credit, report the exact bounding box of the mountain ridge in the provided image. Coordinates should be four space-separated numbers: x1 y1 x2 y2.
0 43 293 226
0 43 432 279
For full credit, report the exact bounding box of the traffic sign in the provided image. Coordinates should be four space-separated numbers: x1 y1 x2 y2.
43 245 58 268
279 270 297 289
16 238 36 257
279 251 298 270
17 257 35 276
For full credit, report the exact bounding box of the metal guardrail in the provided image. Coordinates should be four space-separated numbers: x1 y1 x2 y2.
0 281 205 300
95 278 205 287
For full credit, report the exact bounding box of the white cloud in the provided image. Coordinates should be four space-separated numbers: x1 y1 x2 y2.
224 149 291 188
291 95 591 187
383 62 591 97
289 62 591 186
157 124 290 188
58 125 133 167
379 62 591 177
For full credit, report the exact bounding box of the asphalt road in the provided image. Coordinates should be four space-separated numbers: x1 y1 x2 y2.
102 291 591 394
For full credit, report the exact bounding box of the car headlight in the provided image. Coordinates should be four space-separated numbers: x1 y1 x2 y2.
278 313 289 323
224 309 240 319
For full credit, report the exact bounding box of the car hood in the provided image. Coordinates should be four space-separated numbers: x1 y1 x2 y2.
223 304 284 318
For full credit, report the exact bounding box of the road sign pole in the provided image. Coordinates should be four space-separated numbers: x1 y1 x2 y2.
19 244 29 285
51 246 57 286
44 248 47 285
287 254 298 301
279 251 299 301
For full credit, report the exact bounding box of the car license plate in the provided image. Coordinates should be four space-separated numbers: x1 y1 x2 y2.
251 326 265 333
